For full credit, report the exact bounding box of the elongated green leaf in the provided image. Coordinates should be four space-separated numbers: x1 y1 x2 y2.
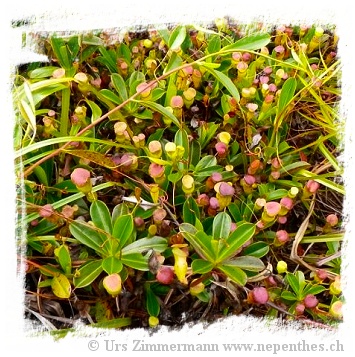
228 203 243 223
69 221 108 256
286 271 305 298
241 242 269 258
217 264 247 286
197 122 219 150
121 253 148 271
73 260 103 288
111 73 128 101
190 139 201 167
213 212 232 240
295 169 345 195
281 291 298 301
145 285 160 316
223 256 264 272
86 99 102 122
175 128 189 171
265 189 288 201
31 83 69 106
121 237 167 255
102 256 123 274
19 99 36 131
99 89 122 105
277 77 297 117
279 161 310 174
179 224 215 262
194 165 223 179
191 259 214 274
216 223 255 263
194 155 217 172
203 67 240 101
302 284 327 297
112 203 130 225
29 66 59 79
39 264 62 277
183 196 200 225
51 274 71 299
54 245 72 275
221 32 271 52
207 34 221 55
90 200 113 236
168 25 187 51
136 100 180 127
33 166 48 186
164 51 183 74
90 317 131 329
98 47 117 73
112 214 134 249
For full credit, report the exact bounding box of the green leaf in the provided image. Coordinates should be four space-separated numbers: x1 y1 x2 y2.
286 271 306 298
99 89 122 105
51 274 71 299
90 200 113 235
98 47 117 73
203 67 240 101
19 99 36 132
241 242 269 258
168 25 187 51
112 203 130 225
197 123 219 150
29 66 58 79
194 165 223 179
136 100 180 127
111 73 128 101
90 317 131 329
217 264 247 286
73 260 103 288
69 221 108 256
281 291 298 301
179 224 215 262
112 214 134 249
221 32 271 52
175 128 189 171
121 253 148 271
216 223 255 263
121 237 168 255
207 34 221 55
228 203 242 223
212 212 232 240
54 245 72 275
86 99 102 122
164 51 183 74
302 284 327 297
102 256 123 274
279 161 311 174
168 170 183 183
39 264 62 277
264 189 288 201
277 77 297 117
183 196 200 225
33 166 48 186
145 285 160 317
194 155 217 172
191 259 214 274
223 256 264 272
189 140 201 167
